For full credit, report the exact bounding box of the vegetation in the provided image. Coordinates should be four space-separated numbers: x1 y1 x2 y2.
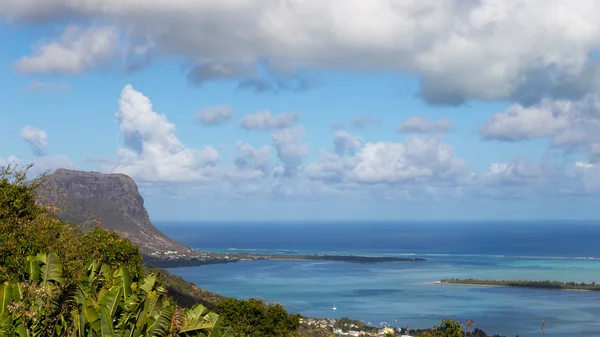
213 298 301 337
0 252 230 336
420 319 465 337
441 278 600 291
147 268 227 309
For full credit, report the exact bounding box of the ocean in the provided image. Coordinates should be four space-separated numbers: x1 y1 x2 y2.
156 220 600 337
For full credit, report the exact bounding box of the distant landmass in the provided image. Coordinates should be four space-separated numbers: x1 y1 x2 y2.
38 169 196 258
440 278 600 291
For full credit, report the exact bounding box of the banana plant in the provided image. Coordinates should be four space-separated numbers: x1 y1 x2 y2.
0 283 21 335
72 261 231 337
1 255 231 337
0 253 72 337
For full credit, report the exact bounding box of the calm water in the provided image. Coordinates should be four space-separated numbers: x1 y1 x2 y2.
157 221 600 337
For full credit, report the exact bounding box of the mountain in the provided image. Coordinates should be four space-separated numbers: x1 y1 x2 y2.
38 169 196 258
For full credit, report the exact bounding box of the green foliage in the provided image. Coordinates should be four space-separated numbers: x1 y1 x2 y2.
0 165 75 283
214 298 301 337
0 254 231 337
1 253 79 336
147 268 226 310
0 164 43 223
79 228 143 280
421 319 464 337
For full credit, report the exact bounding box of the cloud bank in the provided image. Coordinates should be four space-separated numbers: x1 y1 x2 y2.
5 0 600 104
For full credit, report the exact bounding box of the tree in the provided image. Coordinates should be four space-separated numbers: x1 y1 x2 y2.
421 319 464 337
214 298 300 337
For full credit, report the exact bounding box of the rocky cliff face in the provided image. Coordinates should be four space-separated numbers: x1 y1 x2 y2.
39 169 195 258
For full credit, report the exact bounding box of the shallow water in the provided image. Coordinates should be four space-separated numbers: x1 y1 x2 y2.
158 221 600 337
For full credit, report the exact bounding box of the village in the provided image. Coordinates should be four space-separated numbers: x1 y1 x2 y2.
301 317 415 337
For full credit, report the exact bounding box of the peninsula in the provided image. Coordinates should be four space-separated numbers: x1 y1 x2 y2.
146 253 426 268
439 278 600 291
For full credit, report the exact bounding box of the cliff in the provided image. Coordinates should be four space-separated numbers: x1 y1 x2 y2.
38 169 196 258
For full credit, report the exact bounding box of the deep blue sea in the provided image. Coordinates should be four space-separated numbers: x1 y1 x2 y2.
156 221 600 337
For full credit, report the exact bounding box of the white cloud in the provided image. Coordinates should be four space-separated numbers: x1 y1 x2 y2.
304 151 348 183
14 25 119 75
107 85 220 182
233 141 271 173
350 137 467 184
307 135 468 185
28 155 76 175
240 110 298 130
194 105 233 126
480 94 600 161
272 126 309 175
333 131 363 155
480 100 573 141
0 154 75 176
400 116 453 133
6 1 600 103
20 125 48 156
484 158 551 185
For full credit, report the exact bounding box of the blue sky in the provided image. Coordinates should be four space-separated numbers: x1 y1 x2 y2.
2 1 600 221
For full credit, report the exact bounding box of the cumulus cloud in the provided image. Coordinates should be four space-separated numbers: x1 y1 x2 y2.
400 116 453 133
20 125 49 156
240 110 298 130
194 105 233 126
14 25 119 75
484 158 554 186
6 1 600 103
333 131 363 155
480 94 600 161
107 85 220 182
233 141 272 173
307 135 468 185
272 126 309 175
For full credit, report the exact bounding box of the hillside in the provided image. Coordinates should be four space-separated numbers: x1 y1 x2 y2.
38 169 196 258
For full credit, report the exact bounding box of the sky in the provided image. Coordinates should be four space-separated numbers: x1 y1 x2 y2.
2 0 600 221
